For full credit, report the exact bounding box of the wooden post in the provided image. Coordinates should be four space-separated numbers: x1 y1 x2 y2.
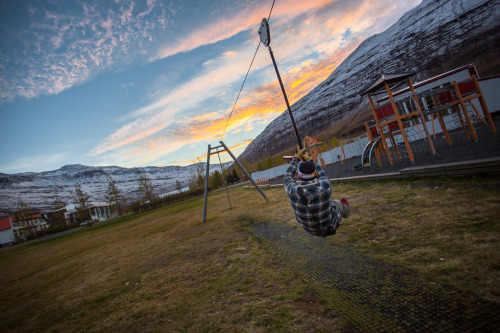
453 80 478 141
340 141 345 163
304 136 326 168
432 93 459 143
469 101 487 125
385 82 414 163
408 77 436 155
368 94 393 165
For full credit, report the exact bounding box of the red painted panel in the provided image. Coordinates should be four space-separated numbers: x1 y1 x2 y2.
375 103 394 120
388 122 399 131
458 80 477 96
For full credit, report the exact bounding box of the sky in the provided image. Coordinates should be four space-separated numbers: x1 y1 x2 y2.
0 0 421 174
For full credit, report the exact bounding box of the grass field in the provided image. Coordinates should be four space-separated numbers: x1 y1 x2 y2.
1 175 499 332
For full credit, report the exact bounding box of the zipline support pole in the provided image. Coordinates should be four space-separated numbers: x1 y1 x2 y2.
268 46 303 149
259 17 302 149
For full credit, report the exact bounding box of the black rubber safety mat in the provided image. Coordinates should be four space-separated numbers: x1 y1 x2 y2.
248 220 500 332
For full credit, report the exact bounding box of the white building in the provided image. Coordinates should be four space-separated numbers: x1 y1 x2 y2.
0 216 15 246
64 202 118 224
11 213 49 242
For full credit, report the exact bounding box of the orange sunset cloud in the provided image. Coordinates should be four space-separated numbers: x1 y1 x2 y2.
128 41 360 167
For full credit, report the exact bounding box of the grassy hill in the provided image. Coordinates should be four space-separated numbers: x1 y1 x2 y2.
1 175 498 332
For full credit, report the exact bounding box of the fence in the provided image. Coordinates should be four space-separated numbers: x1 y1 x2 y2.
251 137 368 183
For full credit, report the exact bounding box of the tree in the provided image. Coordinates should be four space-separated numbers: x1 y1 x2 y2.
73 184 92 223
53 196 66 210
175 180 182 192
225 168 234 184
105 176 125 216
264 157 274 169
188 160 206 190
211 170 224 189
273 156 285 167
330 137 340 149
15 199 31 220
137 170 155 205
50 197 68 228
231 168 239 183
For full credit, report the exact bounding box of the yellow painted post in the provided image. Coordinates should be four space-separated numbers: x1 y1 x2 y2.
385 82 414 162
367 94 393 165
408 77 436 155
453 80 478 141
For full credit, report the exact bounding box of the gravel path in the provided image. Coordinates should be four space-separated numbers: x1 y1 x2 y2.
248 220 500 332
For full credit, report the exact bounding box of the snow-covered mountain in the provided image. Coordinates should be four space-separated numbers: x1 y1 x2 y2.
239 0 500 163
0 163 218 216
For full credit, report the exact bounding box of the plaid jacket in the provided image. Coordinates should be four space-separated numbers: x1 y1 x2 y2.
284 158 340 236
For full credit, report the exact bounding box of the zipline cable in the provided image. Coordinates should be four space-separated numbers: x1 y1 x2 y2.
220 43 260 139
220 0 276 139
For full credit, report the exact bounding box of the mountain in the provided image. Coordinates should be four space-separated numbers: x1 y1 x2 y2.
239 0 500 163
0 163 216 216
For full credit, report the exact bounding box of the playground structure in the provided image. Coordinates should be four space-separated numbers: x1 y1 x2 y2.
249 65 499 183
363 72 437 165
362 64 496 167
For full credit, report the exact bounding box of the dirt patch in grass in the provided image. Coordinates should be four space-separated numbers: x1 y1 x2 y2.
245 217 500 332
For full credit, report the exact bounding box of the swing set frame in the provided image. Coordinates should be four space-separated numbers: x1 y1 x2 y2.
202 141 269 223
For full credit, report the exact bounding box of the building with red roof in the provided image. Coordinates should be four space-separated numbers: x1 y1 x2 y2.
11 213 48 242
0 216 15 246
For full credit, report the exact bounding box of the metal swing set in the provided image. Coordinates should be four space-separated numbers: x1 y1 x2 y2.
202 142 269 223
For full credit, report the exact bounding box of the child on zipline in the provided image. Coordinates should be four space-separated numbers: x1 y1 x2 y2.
284 146 350 237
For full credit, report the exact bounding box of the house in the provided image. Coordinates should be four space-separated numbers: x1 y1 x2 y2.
64 202 118 224
11 213 49 242
90 202 118 222
0 216 15 246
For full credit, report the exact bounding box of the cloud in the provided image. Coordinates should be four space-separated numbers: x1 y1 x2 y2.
152 0 334 61
91 0 350 157
2 0 423 172
95 51 342 167
91 41 262 156
0 153 68 174
1 0 420 104
89 0 420 167
105 0 422 167
180 139 253 165
0 0 171 103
